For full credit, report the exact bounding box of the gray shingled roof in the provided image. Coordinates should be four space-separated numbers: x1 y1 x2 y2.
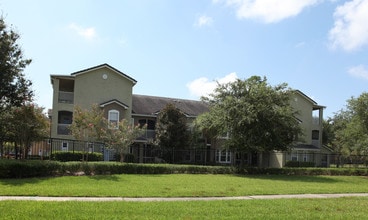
132 94 208 117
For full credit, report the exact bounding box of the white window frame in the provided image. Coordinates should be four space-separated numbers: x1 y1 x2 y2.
108 110 119 129
216 149 232 164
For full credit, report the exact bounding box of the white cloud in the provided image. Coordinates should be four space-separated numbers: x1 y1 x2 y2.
68 23 97 41
222 0 320 23
195 15 214 27
348 65 368 80
329 0 368 51
187 72 238 98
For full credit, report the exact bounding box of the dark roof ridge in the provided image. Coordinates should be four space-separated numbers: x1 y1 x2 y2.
133 94 204 103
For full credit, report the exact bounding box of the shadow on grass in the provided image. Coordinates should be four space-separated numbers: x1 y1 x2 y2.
0 177 49 186
0 174 122 186
235 174 342 183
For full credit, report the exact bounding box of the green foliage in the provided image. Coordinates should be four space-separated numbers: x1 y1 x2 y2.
1 159 368 178
0 104 48 159
155 103 190 152
70 105 145 162
197 76 302 153
329 92 368 157
51 151 103 162
284 161 315 167
0 160 60 178
0 17 33 111
114 153 135 163
105 119 145 162
70 105 106 142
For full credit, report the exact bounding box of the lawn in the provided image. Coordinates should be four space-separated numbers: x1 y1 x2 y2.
1 174 368 219
0 174 368 197
1 197 368 219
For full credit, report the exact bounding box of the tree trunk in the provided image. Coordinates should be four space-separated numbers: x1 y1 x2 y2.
120 152 124 163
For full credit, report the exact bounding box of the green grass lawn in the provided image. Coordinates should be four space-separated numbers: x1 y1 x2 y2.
1 197 368 219
1 174 368 219
0 174 368 197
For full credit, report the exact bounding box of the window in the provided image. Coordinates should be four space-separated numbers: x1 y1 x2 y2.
216 150 232 163
312 130 319 140
61 142 68 151
108 110 119 129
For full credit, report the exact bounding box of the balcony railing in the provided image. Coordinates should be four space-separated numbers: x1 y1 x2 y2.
58 91 74 104
138 129 156 140
57 124 71 135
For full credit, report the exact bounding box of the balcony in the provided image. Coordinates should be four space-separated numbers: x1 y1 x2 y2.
138 129 156 140
58 91 74 104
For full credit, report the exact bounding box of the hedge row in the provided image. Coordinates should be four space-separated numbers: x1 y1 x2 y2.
284 161 315 167
0 160 367 178
51 151 103 162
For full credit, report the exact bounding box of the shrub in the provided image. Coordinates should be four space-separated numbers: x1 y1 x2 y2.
0 160 61 178
51 151 103 162
1 159 368 178
285 161 315 167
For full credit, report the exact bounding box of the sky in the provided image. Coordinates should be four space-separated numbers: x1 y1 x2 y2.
1 0 368 118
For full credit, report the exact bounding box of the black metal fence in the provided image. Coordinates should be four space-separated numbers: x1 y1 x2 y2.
5 138 368 168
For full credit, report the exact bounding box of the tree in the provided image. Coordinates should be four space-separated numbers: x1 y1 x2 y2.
70 105 107 161
197 76 302 160
155 103 190 162
104 119 145 162
329 93 368 165
70 105 145 162
7 104 48 159
0 17 33 112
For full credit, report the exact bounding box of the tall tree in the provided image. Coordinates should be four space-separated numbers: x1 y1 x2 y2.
8 104 48 159
331 93 368 160
155 103 190 162
198 76 302 156
0 17 32 111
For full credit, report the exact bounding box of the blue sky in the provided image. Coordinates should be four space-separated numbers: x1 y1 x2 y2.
1 0 368 118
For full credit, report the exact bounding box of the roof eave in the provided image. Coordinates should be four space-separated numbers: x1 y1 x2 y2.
71 63 137 85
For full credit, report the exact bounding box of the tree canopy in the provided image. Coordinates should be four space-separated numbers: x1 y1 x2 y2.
328 92 368 157
197 76 302 152
155 103 190 150
0 104 48 159
70 105 145 162
0 17 32 111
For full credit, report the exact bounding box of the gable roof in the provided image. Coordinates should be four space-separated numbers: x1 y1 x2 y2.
70 63 137 85
295 90 325 110
100 99 129 109
132 94 208 117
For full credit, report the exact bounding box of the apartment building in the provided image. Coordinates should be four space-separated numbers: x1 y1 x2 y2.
50 64 329 167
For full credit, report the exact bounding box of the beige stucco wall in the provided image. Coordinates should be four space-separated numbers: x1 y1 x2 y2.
290 92 314 144
73 68 134 120
51 66 135 139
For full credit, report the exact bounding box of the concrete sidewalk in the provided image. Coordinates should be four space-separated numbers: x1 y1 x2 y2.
1 193 368 202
